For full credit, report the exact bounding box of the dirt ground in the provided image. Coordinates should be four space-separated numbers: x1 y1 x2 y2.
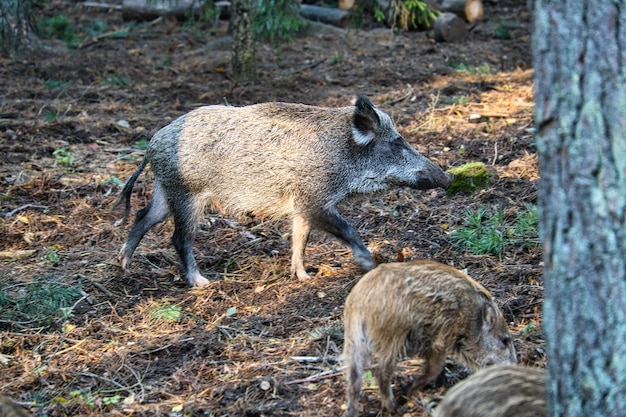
0 0 543 415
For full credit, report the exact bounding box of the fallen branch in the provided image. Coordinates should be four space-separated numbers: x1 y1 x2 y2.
285 366 346 385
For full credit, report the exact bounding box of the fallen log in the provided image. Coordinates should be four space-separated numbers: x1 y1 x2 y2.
299 4 350 28
117 0 350 28
119 0 230 21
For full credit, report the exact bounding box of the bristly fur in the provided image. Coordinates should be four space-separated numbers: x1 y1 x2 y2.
433 365 547 417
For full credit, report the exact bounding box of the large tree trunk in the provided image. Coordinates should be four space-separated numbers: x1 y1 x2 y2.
0 0 39 58
533 1 626 417
230 0 255 82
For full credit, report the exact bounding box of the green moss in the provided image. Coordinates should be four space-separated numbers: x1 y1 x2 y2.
446 162 492 195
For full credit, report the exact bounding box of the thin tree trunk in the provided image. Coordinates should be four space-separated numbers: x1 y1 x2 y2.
230 0 255 82
533 1 626 416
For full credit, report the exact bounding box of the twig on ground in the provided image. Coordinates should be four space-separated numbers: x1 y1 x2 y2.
4 204 49 217
285 366 346 385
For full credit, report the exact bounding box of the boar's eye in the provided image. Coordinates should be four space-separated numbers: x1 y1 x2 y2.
389 136 406 151
501 336 511 347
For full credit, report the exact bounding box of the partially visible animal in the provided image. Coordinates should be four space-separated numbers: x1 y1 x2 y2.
117 95 452 286
433 365 547 417
342 260 517 417
0 396 30 417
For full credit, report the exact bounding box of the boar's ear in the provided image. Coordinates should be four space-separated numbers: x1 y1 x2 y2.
352 94 381 146
482 302 499 331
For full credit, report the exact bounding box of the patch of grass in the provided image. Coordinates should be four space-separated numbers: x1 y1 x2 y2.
440 95 470 106
446 162 492 195
37 14 81 48
451 205 539 257
447 60 493 74
0 279 83 328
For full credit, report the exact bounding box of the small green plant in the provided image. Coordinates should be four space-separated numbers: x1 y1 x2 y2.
43 248 60 264
522 322 537 335
86 19 108 37
44 109 60 122
99 74 130 88
154 57 173 70
330 52 343 65
134 138 149 150
362 370 377 387
37 14 81 48
150 301 182 323
451 205 539 257
53 148 75 167
495 21 512 40
253 0 303 44
44 79 74 90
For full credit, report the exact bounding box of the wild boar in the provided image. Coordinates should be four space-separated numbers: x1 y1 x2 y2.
433 365 547 417
116 95 452 286
342 260 517 417
0 396 30 417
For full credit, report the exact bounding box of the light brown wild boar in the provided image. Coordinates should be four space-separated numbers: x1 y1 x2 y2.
433 365 547 417
342 260 517 417
116 95 452 287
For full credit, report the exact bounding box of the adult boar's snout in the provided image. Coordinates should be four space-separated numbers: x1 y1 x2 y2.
416 170 454 190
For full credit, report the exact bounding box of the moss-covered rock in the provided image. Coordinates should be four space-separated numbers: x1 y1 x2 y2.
446 162 492 195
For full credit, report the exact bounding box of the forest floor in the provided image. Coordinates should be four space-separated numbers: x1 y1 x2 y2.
0 0 543 415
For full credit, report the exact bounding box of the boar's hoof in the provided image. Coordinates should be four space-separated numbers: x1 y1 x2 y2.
354 253 377 272
188 272 211 287
118 244 130 269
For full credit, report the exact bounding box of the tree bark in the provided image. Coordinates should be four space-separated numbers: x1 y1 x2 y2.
230 0 255 82
0 0 40 58
533 1 626 417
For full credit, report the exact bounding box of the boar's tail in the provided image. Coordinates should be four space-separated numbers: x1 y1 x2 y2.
114 155 149 223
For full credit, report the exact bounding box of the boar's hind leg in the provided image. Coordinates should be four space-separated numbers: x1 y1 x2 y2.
291 215 312 280
170 197 211 287
376 357 397 412
119 182 170 269
343 340 367 417
313 209 376 271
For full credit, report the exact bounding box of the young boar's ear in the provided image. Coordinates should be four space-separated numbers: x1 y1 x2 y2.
482 302 499 330
352 94 381 146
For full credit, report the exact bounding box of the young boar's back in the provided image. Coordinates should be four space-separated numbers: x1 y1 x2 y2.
345 260 495 360
434 365 547 417
147 103 357 218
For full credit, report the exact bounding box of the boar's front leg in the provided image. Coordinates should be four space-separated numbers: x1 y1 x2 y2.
312 208 377 272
